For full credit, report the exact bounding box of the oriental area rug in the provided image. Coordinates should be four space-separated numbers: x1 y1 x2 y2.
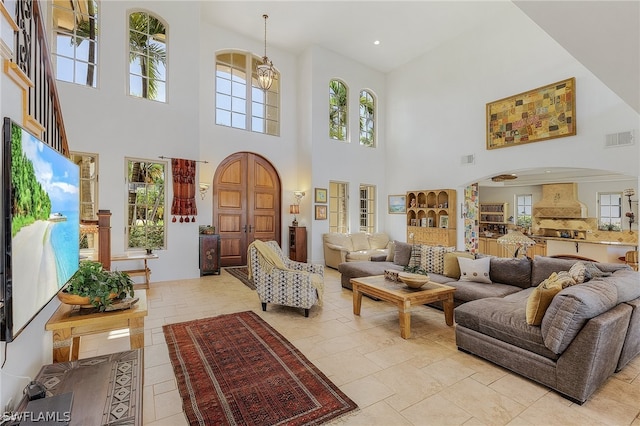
162 311 358 425
224 266 255 290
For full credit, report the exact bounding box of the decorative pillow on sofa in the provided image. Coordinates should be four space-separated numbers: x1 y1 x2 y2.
458 256 491 283
526 272 565 326
568 261 589 283
443 252 475 279
386 240 396 261
420 246 456 274
393 241 413 266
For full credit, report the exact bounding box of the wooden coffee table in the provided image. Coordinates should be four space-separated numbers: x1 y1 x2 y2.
351 275 456 339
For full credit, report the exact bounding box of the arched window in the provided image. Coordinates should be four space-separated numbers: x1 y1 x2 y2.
359 90 375 147
128 11 167 102
51 0 99 87
329 80 348 141
215 51 280 136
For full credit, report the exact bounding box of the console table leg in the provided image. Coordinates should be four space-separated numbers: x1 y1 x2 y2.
129 317 145 349
52 328 72 363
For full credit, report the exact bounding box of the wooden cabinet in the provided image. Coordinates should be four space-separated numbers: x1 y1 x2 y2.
406 189 457 246
480 203 508 225
478 237 547 258
289 226 307 262
199 234 221 275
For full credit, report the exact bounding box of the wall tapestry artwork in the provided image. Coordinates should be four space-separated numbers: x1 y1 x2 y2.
486 77 575 150
171 158 197 223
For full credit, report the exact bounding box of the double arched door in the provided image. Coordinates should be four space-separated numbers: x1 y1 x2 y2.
213 152 281 266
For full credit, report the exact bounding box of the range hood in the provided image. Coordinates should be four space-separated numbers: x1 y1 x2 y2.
533 183 588 218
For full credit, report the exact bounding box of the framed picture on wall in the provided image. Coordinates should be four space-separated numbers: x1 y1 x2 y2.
315 205 327 220
315 188 327 203
388 195 406 214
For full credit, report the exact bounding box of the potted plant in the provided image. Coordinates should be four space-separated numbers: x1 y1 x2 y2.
58 261 135 311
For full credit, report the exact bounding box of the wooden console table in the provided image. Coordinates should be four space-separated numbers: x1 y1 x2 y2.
46 291 147 363
28 349 143 425
111 253 158 289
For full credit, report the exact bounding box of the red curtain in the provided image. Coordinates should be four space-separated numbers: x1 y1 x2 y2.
171 158 197 223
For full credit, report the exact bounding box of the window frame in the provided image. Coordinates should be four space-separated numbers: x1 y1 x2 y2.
125 157 168 251
215 50 280 136
515 194 532 229
359 89 375 147
329 181 349 233
359 184 376 233
128 10 168 103
329 79 348 141
597 191 623 231
51 0 99 88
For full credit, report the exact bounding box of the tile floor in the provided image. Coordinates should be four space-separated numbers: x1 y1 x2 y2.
79 267 640 426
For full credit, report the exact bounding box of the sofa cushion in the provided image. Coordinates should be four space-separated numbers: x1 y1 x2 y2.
447 280 522 303
490 257 532 289
369 233 390 250
458 256 491 283
541 276 619 354
420 245 455 274
526 273 565 326
324 233 354 252
454 289 558 360
393 241 412 266
443 252 475 279
347 250 373 261
351 232 370 251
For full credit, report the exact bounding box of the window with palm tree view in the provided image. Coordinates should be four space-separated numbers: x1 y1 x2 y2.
129 11 166 102
52 0 99 87
359 90 375 147
126 158 166 250
329 80 348 141
215 51 280 136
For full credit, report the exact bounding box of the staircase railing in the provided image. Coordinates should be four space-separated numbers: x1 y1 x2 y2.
12 0 69 155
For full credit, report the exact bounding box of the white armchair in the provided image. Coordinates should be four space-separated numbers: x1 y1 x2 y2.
248 240 324 317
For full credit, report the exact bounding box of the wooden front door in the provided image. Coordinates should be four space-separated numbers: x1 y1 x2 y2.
213 152 280 266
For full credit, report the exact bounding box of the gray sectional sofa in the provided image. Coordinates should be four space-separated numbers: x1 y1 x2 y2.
336 242 640 404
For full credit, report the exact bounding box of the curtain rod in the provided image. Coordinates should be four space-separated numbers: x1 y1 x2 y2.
158 156 209 164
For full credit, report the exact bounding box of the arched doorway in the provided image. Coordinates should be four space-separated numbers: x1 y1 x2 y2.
213 152 281 266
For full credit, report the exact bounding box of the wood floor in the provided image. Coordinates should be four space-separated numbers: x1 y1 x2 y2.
79 267 640 425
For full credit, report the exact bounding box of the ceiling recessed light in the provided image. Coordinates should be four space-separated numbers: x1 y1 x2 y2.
373 40 380 45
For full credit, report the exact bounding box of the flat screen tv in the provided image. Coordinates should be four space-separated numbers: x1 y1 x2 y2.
1 118 80 342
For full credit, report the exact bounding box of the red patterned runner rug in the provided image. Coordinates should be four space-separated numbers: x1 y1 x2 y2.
163 311 358 425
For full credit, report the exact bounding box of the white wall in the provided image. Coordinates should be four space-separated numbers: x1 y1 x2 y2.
382 4 640 245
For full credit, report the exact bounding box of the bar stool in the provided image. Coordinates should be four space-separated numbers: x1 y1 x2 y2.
625 250 638 271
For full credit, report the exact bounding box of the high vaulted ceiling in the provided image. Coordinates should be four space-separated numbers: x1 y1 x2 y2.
202 1 639 113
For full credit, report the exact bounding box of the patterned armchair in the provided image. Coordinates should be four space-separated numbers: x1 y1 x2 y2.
248 241 324 317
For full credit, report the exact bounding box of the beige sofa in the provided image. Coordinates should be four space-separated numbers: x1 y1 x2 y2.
322 232 392 269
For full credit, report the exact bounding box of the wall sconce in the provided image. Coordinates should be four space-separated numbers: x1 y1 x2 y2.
199 182 210 200
624 188 635 231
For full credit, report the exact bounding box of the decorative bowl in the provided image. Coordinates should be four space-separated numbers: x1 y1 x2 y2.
398 272 430 289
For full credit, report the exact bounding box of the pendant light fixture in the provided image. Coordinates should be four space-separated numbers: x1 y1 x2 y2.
256 14 276 91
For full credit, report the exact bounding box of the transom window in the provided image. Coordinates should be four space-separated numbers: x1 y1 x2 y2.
516 194 532 229
359 90 375 147
359 184 376 233
329 181 349 233
598 192 622 231
129 11 167 102
51 0 99 87
329 80 348 141
125 158 167 250
215 51 280 136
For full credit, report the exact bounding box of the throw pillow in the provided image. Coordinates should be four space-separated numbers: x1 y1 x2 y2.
393 241 412 266
351 232 370 252
526 273 564 326
419 245 455 274
568 261 589 284
458 256 491 283
443 252 475 279
386 240 396 262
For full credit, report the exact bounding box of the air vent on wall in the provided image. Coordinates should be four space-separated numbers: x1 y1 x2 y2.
605 130 634 148
460 154 475 165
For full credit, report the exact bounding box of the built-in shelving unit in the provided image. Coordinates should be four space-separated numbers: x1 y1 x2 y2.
479 203 508 224
406 189 456 246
